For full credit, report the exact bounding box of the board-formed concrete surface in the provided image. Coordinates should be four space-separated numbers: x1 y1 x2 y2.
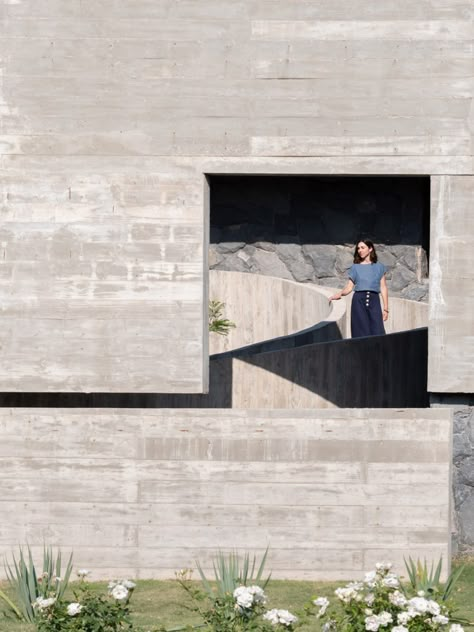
0 1 472 393
0 408 451 580
429 176 474 393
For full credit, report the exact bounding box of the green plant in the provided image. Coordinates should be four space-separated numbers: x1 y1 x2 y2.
195 549 271 598
2 545 73 622
312 561 466 632
175 551 297 632
35 577 135 632
404 557 465 602
209 300 236 336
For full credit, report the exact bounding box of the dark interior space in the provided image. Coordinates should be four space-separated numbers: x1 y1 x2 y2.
209 175 430 301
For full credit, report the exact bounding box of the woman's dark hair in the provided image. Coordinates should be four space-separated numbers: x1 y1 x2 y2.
353 239 378 263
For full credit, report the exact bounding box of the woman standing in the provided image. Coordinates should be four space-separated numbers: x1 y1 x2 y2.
329 239 388 338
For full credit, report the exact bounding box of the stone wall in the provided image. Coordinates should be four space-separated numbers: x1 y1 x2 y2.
210 175 430 301
432 396 474 555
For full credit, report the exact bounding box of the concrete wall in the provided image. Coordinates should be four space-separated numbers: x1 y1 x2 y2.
0 408 451 580
0 1 472 394
209 271 428 354
209 271 344 355
429 176 474 394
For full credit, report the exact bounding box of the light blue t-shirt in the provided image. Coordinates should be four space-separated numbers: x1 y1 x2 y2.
349 262 386 293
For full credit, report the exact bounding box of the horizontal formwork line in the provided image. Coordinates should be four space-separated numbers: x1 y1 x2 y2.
0 154 473 159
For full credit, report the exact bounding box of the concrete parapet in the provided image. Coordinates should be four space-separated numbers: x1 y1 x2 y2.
0 408 451 580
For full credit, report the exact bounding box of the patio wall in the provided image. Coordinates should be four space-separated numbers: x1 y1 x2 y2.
0 407 451 580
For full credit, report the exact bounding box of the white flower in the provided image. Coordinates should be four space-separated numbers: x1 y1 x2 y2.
382 573 399 588
67 602 83 616
335 586 360 603
108 580 118 590
433 615 450 625
449 625 464 632
392 627 409 632
365 615 381 631
378 612 392 626
375 562 393 573
426 600 441 616
397 612 411 625
408 597 430 613
111 584 129 601
389 591 407 607
234 586 253 609
121 579 136 590
364 571 377 587
362 593 373 606
33 597 56 612
314 597 329 617
365 612 393 631
233 585 266 609
322 620 336 632
418 590 425 597
263 609 298 627
77 569 90 579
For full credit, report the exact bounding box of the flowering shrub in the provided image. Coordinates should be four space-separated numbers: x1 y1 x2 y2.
34 573 135 632
263 609 298 627
177 569 298 632
312 562 465 632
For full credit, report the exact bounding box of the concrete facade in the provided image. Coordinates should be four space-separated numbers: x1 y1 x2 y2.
0 408 452 580
0 1 472 393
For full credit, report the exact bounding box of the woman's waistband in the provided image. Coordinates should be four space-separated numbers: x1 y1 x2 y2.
354 290 380 294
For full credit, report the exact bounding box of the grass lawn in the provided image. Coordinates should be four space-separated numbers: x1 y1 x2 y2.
0 561 472 632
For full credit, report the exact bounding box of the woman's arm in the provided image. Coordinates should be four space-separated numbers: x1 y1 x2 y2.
380 274 389 321
329 280 354 302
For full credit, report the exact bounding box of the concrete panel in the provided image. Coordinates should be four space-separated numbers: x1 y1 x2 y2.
1 0 472 393
428 176 474 393
0 408 452 580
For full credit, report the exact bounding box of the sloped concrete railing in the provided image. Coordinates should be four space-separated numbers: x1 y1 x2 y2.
209 271 428 358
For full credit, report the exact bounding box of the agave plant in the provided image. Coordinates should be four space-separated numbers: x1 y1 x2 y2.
196 549 270 598
2 545 73 622
404 557 464 602
208 300 236 336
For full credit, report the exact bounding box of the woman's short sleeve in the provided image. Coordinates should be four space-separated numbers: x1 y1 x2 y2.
348 264 357 283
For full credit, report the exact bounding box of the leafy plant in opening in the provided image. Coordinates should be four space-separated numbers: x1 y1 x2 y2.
209 300 236 336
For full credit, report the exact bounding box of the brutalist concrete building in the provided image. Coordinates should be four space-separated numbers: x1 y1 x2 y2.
0 1 472 577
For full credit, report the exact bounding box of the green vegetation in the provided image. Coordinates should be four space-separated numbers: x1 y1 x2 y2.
404 557 465 602
209 300 236 335
0 560 471 632
2 546 73 622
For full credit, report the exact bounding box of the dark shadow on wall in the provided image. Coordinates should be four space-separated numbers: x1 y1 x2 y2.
0 356 234 408
237 328 429 409
0 328 427 409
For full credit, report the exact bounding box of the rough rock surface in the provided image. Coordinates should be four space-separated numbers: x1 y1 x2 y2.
210 175 430 300
452 404 474 554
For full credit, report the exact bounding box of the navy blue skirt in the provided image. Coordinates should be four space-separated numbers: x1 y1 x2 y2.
351 291 385 338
